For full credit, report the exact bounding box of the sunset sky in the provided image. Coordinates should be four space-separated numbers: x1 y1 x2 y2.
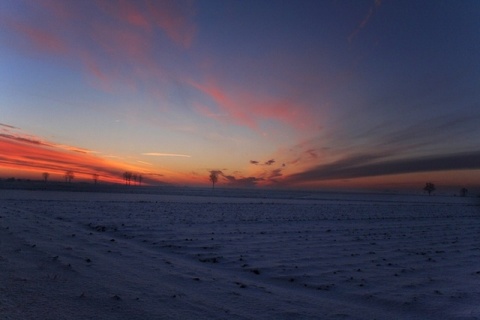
1 0 479 190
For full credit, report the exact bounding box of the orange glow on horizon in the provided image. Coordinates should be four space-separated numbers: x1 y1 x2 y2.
0 134 219 186
1 136 156 185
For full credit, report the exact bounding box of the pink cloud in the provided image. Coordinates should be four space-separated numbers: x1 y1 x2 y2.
100 0 151 31
6 19 67 54
95 0 196 47
147 0 196 48
3 1 196 92
36 0 74 21
78 49 114 91
190 79 313 131
84 22 157 90
190 80 256 128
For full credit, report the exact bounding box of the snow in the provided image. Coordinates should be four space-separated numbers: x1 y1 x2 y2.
1 189 479 319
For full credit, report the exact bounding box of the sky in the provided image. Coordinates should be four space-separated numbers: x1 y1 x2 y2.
1 0 480 190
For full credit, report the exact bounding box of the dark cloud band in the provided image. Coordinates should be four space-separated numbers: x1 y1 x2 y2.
285 150 480 184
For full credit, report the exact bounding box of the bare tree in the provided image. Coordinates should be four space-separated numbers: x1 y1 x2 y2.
138 174 143 186
92 173 99 185
460 187 468 197
42 172 49 183
424 182 435 195
123 171 132 185
65 171 74 183
209 171 219 189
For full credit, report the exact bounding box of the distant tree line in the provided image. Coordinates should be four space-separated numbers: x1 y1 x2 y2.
2 177 29 182
123 171 143 186
39 171 101 185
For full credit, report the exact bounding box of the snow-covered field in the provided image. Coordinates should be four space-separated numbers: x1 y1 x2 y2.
1 189 479 319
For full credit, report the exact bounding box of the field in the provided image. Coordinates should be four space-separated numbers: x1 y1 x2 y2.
1 189 479 319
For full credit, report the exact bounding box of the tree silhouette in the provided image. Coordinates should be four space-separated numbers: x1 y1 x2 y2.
123 171 132 185
138 174 143 186
92 173 99 185
65 171 74 183
460 187 468 197
424 182 435 195
209 171 219 189
132 174 138 185
42 172 49 183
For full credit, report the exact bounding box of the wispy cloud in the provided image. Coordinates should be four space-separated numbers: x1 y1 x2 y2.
142 153 191 158
2 0 197 92
189 79 311 130
146 0 196 48
0 123 18 129
348 0 383 42
0 133 54 147
4 18 67 54
96 0 197 48
0 133 98 154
